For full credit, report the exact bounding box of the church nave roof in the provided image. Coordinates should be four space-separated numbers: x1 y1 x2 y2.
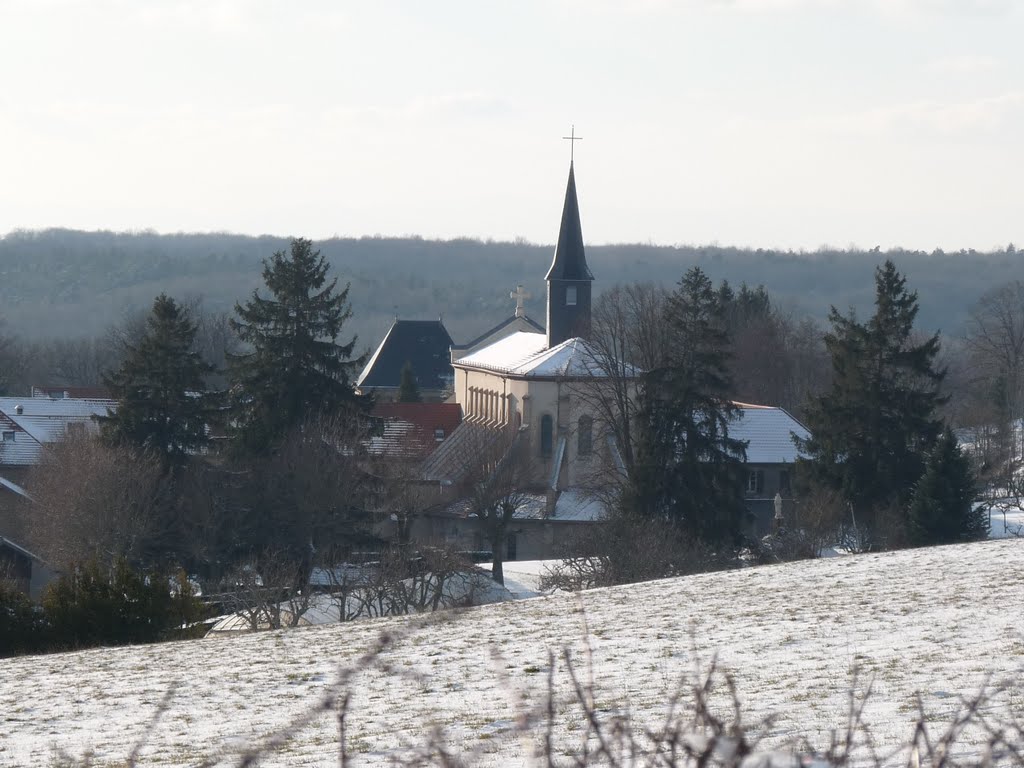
453 332 639 380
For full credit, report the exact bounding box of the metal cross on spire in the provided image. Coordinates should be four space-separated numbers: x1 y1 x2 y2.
562 124 582 163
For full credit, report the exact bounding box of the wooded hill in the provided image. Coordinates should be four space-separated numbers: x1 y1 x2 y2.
1 228 1018 349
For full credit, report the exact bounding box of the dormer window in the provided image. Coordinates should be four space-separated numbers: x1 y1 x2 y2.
566 286 577 306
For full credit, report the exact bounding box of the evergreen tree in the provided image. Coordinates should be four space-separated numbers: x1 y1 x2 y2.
397 360 422 403
229 238 368 454
798 260 946 548
907 427 986 545
628 267 747 544
101 294 215 467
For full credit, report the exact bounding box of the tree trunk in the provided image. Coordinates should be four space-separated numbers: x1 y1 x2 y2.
487 532 503 585
490 547 504 585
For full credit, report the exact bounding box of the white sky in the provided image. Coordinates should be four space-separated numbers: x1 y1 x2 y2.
1 0 1021 251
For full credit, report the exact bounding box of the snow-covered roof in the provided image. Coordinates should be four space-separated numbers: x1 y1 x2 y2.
729 404 809 464
454 333 638 379
0 397 115 466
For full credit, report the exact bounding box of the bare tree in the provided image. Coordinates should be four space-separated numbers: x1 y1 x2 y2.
965 280 1024 467
367 450 446 547
24 431 171 571
542 511 722 590
181 296 241 389
460 425 533 586
572 283 666 485
44 336 120 389
332 544 484 620
238 409 378 589
217 548 314 630
0 316 20 395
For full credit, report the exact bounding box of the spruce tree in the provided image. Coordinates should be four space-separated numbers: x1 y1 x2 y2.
629 267 747 544
397 361 422 403
798 260 946 547
229 238 367 454
908 427 986 545
101 294 215 467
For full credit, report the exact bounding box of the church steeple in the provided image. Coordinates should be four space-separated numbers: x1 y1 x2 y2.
546 161 594 348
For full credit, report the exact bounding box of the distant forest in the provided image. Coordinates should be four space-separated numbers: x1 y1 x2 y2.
0 228 1019 355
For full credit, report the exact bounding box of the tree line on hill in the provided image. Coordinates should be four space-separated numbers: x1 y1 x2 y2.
0 227 1020 356
0 233 1013 655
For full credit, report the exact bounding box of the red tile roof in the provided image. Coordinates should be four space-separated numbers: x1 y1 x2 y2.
368 403 463 458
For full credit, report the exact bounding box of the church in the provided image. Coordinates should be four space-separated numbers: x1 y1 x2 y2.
369 155 809 560
370 157 628 561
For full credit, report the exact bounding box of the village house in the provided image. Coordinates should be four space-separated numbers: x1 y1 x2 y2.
0 391 115 596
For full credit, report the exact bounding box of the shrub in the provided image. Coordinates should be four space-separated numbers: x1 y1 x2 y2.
0 580 48 657
42 559 204 651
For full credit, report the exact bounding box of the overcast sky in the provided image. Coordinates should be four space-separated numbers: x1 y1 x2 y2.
1 0 1021 251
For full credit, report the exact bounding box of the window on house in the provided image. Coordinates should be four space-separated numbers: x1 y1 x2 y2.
578 415 593 456
779 470 791 496
540 414 553 458
1 431 15 442
433 428 445 441
746 469 764 495
566 285 577 306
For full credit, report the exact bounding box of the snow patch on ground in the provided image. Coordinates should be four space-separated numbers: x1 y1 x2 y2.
986 504 1024 538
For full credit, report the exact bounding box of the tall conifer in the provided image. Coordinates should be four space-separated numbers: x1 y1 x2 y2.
629 267 747 544
101 294 215 467
908 427 985 545
397 361 422 403
228 238 367 454
798 260 946 547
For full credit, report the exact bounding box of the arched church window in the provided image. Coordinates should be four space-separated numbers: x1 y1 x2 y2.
540 414 553 457
566 285 577 306
578 415 593 456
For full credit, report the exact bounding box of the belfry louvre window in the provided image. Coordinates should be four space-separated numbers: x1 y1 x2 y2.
566 286 577 306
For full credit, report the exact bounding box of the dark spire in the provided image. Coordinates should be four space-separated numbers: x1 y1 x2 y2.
546 161 594 348
545 162 594 281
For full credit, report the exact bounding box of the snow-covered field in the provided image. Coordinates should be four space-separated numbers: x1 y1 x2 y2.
3 538 1023 766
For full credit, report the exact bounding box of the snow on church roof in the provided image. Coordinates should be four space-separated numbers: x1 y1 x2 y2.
454 332 638 379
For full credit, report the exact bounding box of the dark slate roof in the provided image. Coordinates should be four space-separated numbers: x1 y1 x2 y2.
357 320 455 391
545 162 593 282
